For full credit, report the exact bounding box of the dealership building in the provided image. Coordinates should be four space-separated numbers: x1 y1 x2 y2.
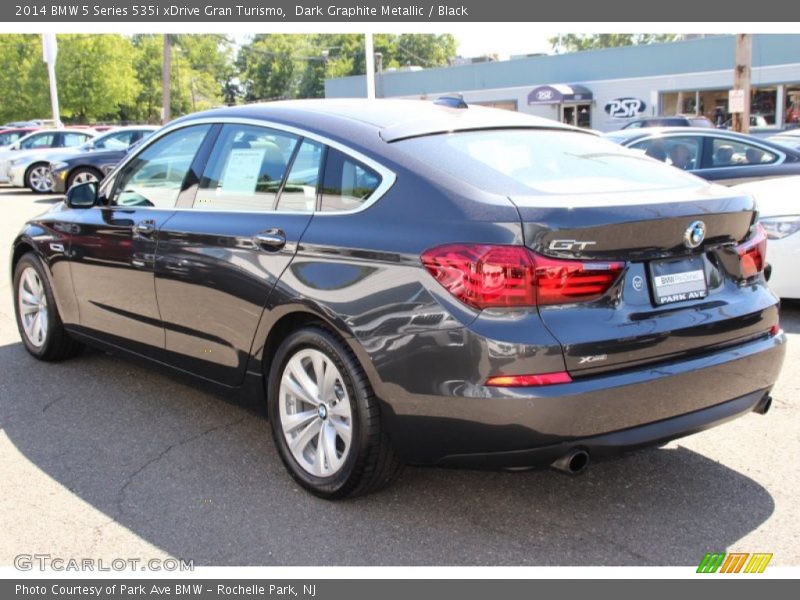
324 34 800 132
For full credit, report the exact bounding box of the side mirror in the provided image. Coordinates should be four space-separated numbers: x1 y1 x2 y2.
10 144 18 151
66 181 97 208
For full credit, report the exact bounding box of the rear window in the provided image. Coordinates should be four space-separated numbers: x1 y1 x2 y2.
394 129 701 195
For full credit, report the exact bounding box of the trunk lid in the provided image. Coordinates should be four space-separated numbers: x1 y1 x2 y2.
511 188 777 375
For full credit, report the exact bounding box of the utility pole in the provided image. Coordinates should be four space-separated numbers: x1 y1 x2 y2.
42 34 62 128
365 33 375 99
732 34 752 134
375 52 383 99
162 34 171 124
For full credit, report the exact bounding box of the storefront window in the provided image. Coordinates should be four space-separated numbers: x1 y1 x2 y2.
787 86 800 126
752 88 777 125
661 87 779 126
473 100 518 111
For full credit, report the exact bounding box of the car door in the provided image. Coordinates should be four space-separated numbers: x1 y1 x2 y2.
19 131 58 150
628 134 703 173
698 135 784 185
68 124 213 356
57 131 93 149
154 123 321 385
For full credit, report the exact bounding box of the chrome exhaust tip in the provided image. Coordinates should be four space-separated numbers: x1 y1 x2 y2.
551 449 590 475
753 394 773 415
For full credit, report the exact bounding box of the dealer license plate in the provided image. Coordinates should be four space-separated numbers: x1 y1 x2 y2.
649 256 708 305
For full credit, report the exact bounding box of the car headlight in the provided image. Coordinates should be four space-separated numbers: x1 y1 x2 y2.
760 216 800 240
50 162 69 172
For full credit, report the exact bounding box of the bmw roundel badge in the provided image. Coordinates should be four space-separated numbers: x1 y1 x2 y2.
684 220 707 249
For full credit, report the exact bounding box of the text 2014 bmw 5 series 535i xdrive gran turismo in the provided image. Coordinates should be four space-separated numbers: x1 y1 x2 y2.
11 100 786 498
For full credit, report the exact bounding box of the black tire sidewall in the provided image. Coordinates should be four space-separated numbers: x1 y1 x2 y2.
13 253 59 358
267 327 371 497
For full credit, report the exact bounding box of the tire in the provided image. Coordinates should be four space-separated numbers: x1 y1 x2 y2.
24 162 53 193
13 252 83 361
67 167 103 190
267 325 401 499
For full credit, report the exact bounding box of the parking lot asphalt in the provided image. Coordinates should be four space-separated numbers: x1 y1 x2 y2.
0 185 798 567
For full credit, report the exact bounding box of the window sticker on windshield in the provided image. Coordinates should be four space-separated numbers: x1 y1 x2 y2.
220 148 266 194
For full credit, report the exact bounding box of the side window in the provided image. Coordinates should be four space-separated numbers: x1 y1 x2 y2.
275 140 324 213
112 125 210 209
710 138 778 167
20 133 55 149
95 130 137 150
62 132 89 147
319 149 381 212
195 124 299 211
631 136 701 170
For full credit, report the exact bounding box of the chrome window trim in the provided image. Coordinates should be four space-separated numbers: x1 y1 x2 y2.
100 116 397 216
625 130 788 169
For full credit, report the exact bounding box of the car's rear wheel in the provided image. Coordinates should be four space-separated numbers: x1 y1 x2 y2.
13 253 82 361
268 326 401 499
67 167 102 189
25 163 53 193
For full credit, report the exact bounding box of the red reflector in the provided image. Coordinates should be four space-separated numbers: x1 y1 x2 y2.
737 223 767 279
421 244 625 310
486 371 573 387
769 323 781 337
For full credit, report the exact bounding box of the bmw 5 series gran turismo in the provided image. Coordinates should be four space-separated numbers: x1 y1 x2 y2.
11 100 786 498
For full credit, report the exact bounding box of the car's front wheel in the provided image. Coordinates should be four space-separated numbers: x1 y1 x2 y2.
13 252 82 360
67 167 103 189
268 326 401 499
25 163 53 193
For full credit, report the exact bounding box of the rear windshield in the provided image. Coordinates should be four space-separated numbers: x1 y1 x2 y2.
394 129 700 195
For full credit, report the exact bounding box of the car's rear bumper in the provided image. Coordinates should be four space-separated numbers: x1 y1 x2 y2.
437 386 771 468
382 331 787 466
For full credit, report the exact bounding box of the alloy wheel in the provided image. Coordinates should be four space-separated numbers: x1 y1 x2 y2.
28 166 53 193
278 348 353 477
72 170 99 185
18 266 48 347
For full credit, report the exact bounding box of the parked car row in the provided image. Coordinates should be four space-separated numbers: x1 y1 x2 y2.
0 126 157 193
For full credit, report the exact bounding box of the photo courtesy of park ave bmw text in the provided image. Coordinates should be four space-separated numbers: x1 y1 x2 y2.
0 0 798 595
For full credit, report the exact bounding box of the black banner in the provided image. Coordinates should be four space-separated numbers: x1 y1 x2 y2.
5 0 800 22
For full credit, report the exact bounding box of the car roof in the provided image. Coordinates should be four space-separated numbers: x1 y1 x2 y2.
176 99 582 143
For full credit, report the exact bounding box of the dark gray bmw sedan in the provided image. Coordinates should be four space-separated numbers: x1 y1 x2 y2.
11 100 786 498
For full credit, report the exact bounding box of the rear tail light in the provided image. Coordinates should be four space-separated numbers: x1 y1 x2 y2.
485 371 573 387
737 223 767 279
421 244 624 310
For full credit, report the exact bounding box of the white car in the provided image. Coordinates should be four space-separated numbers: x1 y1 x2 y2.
734 175 800 299
0 128 95 192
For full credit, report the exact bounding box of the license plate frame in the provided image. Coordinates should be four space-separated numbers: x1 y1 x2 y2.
649 256 708 306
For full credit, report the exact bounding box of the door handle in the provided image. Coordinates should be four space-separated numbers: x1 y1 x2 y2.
254 229 286 250
134 220 156 236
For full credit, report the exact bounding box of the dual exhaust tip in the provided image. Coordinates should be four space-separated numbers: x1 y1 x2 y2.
550 394 773 476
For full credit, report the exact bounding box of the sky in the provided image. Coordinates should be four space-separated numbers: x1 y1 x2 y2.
454 32 553 58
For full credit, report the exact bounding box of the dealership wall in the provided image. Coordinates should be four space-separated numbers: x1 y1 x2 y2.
324 34 800 132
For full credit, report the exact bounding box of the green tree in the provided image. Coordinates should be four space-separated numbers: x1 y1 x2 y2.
56 34 139 123
128 34 233 122
549 34 680 53
238 33 458 102
0 35 52 123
